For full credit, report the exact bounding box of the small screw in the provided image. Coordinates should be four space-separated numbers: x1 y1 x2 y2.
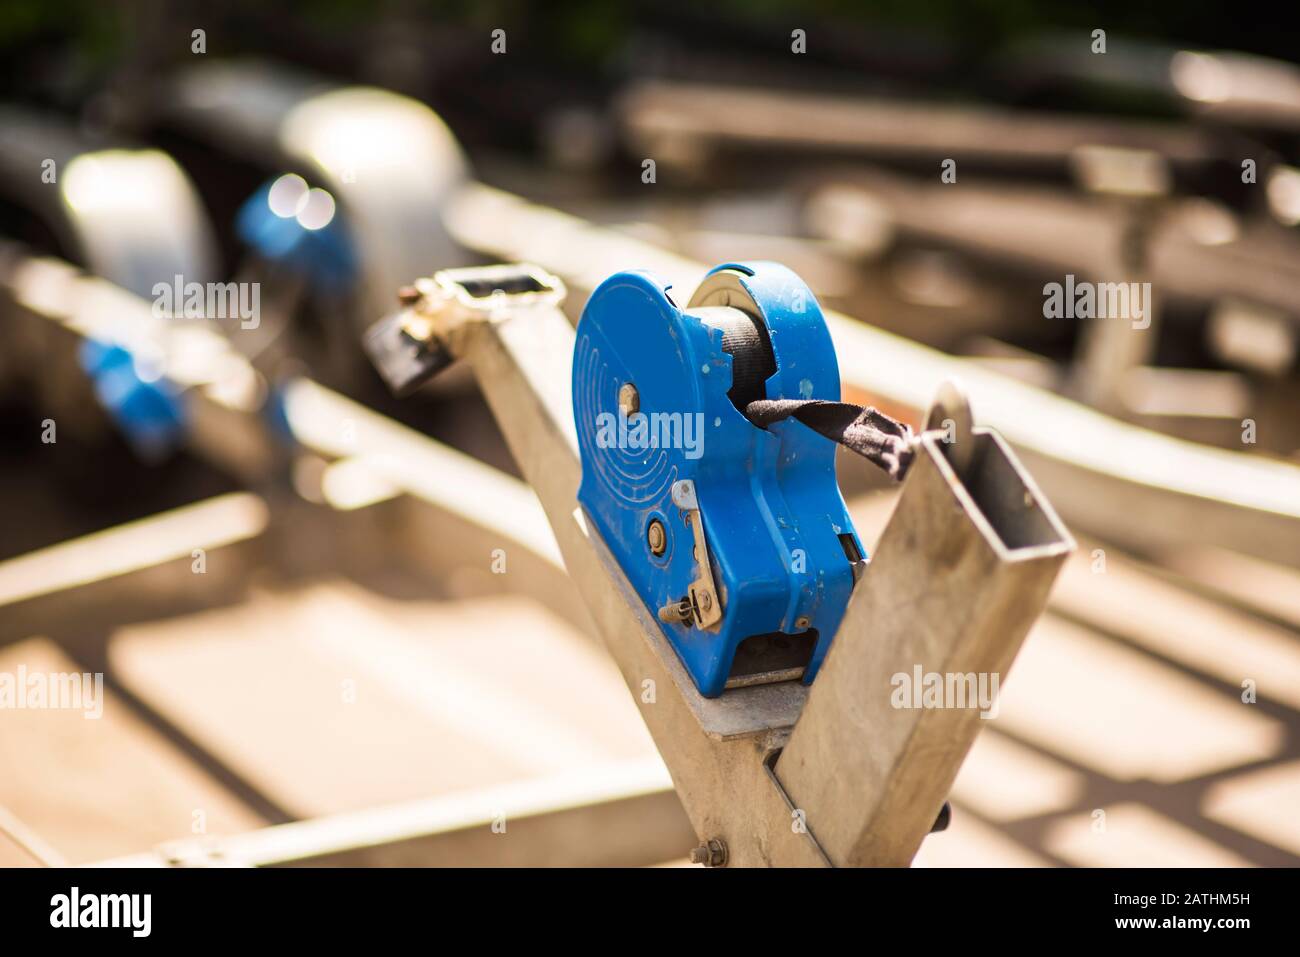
689 838 728 867
647 519 666 556
795 616 811 630
698 591 713 612
618 382 640 417
397 284 421 306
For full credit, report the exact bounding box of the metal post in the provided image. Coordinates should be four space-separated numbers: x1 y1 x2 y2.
776 410 1074 865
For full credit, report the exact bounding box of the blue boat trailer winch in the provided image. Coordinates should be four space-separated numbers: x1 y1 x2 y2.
365 259 916 699
572 262 907 697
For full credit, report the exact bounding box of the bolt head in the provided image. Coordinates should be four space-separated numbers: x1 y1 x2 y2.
647 519 667 556
689 838 728 867
699 591 712 612
618 382 639 417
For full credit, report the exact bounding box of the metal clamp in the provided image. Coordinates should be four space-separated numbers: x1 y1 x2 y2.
365 263 565 394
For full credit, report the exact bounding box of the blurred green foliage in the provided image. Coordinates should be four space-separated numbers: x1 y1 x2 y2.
0 0 1290 78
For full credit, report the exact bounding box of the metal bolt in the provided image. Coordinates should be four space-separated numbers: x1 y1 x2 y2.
689 838 728 867
397 284 421 306
618 381 639 417
698 591 712 612
658 598 693 623
795 616 811 630
647 519 667 556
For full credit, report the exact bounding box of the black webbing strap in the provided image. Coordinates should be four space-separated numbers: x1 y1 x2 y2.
693 305 914 481
745 399 915 481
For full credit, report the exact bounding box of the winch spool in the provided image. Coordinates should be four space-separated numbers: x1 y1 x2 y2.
691 305 776 412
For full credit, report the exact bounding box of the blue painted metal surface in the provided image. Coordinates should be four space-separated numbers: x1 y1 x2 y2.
79 340 187 460
236 178 357 289
574 262 863 697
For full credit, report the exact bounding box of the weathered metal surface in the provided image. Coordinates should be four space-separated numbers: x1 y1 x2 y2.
777 428 1073 865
